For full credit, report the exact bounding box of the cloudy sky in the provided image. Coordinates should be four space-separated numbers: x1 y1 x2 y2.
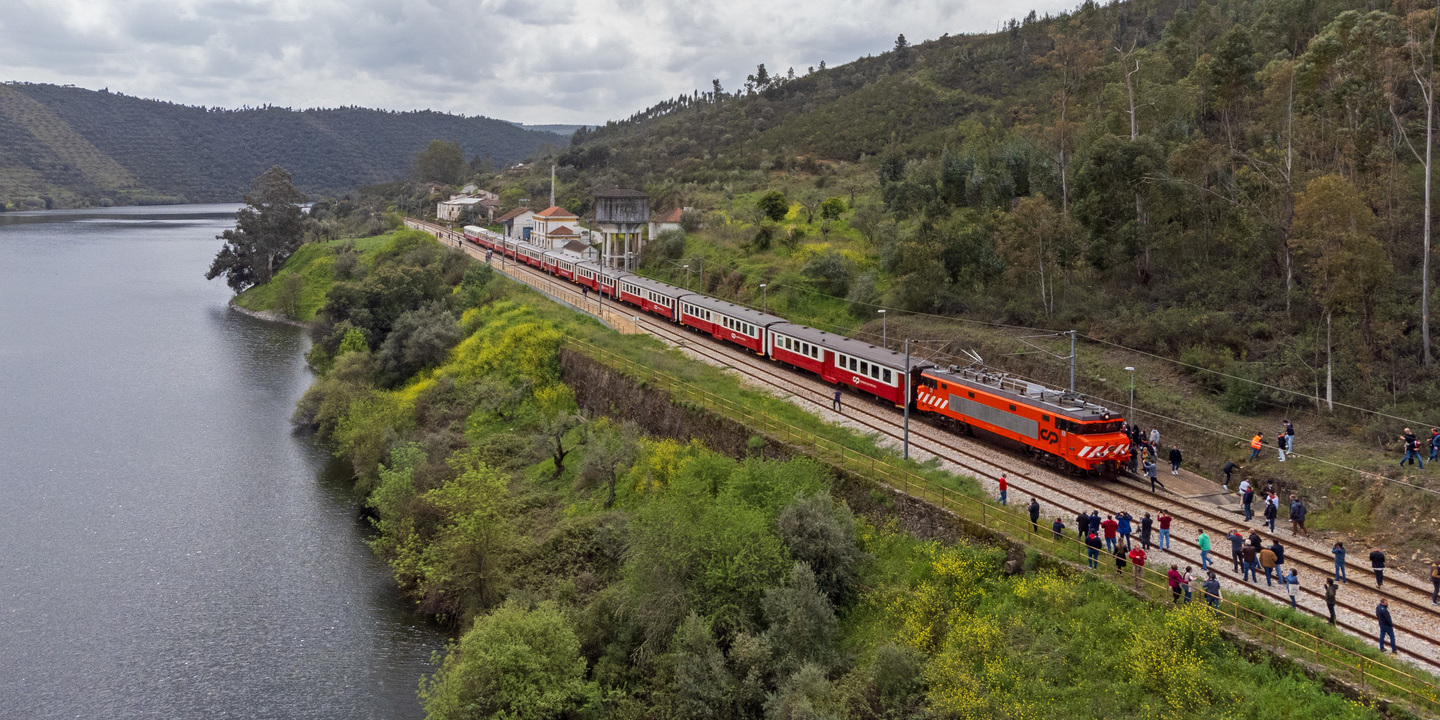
1 0 1080 125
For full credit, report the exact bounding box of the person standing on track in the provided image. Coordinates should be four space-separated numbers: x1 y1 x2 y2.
1430 561 1440 605
1370 547 1387 587
1270 539 1286 573
1139 512 1154 550
1378 599 1398 655
1086 532 1103 569
1197 529 1213 571
1027 497 1039 532
1263 498 1278 532
1282 568 1300 609
1129 545 1147 590
1259 545 1278 586
1101 515 1119 552
1229 529 1245 572
997 474 1008 506
1157 510 1172 550
1242 485 1255 521
1324 577 1339 625
1241 543 1259 583
1116 511 1133 549
832 388 842 412
1052 517 1065 542
1168 445 1183 475
1144 459 1164 492
1332 541 1348 583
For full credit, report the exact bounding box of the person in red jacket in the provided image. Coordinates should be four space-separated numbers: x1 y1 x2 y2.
997 474 1008 506
1157 511 1172 550
1168 564 1183 603
1101 515 1120 552
1128 546 1147 591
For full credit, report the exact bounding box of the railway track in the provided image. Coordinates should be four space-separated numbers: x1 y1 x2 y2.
410 219 1440 670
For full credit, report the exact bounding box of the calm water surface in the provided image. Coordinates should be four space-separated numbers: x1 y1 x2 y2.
0 205 443 719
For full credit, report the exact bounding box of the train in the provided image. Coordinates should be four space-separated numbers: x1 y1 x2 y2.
462 224 1131 474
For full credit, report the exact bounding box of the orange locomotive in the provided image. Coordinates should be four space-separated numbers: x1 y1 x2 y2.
915 365 1130 474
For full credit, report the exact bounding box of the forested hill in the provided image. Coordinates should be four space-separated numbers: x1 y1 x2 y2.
0 83 565 208
551 0 1440 416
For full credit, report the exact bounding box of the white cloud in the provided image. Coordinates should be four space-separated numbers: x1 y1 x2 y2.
0 0 1082 124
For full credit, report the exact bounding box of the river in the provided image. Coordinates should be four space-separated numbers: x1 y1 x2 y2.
0 205 443 719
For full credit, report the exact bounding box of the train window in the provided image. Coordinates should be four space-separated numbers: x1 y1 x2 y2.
861 361 871 376
919 376 936 388
968 391 975 398
883 369 892 383
1042 414 1051 422
1009 404 1017 411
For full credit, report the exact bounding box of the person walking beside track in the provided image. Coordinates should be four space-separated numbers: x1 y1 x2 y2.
1378 599 1398 655
1144 458 1164 492
1371 547 1387 587
1289 496 1308 536
832 388 843 412
1203 572 1222 611
1197 529 1213 571
1332 541 1348 583
1129 545 1147 591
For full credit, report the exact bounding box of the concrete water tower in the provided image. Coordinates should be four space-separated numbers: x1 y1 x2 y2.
593 189 649 270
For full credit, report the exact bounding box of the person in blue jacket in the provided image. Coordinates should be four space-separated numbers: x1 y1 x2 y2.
1116 511 1133 550
1378 599 1397 655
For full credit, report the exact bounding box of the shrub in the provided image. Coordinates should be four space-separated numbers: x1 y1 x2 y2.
757 190 790 222
776 493 865 605
802 249 854 297
420 602 590 720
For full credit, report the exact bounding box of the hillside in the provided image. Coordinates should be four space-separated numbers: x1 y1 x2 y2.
0 83 566 209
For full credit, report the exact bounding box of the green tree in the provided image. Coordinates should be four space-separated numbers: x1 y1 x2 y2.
420 602 590 720
819 196 847 220
757 190 789 222
775 493 864 605
205 166 307 292
413 139 467 185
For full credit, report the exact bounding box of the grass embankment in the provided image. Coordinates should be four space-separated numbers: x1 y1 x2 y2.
247 231 1422 719
233 234 395 322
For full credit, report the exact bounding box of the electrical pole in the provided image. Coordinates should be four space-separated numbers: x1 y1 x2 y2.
1069 329 1076 394
879 309 887 347
549 165 555 207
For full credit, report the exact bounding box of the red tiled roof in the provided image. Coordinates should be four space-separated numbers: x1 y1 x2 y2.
563 240 592 254
497 207 531 222
654 208 684 223
536 205 578 218
548 225 579 236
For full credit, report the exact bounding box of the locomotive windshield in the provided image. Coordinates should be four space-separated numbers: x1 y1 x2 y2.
1058 419 1125 435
